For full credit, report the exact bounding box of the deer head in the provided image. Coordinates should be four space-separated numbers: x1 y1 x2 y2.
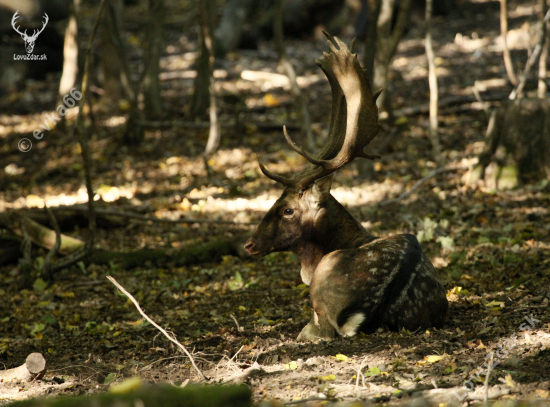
244 33 382 265
12 11 49 54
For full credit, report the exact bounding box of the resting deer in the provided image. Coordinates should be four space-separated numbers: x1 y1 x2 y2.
244 33 448 340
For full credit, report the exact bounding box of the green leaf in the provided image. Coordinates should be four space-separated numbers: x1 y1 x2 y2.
104 373 117 384
285 361 298 370
33 278 48 292
235 271 242 283
365 366 381 377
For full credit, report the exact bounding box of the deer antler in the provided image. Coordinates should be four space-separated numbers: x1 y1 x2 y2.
29 13 49 40
11 11 28 39
260 32 382 190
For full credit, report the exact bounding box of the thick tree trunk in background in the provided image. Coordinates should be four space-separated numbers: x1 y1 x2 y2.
538 0 549 98
357 0 410 179
99 0 126 105
57 0 79 126
373 0 411 119
500 0 518 86
425 0 442 166
142 0 164 120
214 0 258 57
195 0 220 170
362 0 381 87
273 0 314 150
98 0 143 144
187 0 216 120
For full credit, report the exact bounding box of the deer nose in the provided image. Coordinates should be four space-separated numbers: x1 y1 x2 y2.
244 239 255 254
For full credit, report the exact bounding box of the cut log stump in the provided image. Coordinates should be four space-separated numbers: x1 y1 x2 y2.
0 353 46 382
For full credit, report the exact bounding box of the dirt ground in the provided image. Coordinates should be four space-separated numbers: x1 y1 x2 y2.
1 0 550 406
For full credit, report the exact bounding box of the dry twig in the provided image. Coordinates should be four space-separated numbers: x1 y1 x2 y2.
106 275 207 381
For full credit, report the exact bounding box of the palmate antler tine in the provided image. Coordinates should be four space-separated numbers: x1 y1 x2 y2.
282 126 325 165
258 159 292 186
257 33 381 190
311 35 381 172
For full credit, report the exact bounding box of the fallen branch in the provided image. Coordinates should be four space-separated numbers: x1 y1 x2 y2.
0 212 84 255
106 276 207 381
20 205 254 226
138 119 300 131
379 165 468 206
0 353 46 382
393 91 509 117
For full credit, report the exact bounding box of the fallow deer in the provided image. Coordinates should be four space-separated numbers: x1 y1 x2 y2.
244 33 448 340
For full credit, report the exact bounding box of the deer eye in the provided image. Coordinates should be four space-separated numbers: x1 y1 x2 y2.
283 208 294 216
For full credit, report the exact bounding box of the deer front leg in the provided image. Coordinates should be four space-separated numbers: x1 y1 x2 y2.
296 310 336 341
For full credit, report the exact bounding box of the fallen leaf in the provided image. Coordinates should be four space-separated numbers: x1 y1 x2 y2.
425 355 444 363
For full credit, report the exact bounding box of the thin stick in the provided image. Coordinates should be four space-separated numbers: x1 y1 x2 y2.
484 353 494 403
379 165 468 206
355 355 369 388
106 275 207 381
229 314 240 331
74 0 107 254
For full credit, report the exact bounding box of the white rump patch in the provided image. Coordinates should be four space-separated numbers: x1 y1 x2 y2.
339 313 365 337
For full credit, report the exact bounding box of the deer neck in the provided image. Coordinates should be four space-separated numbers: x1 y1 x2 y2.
297 196 375 285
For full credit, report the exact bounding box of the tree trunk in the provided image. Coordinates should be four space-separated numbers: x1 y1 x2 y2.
187 0 216 120
58 0 79 101
538 0 549 98
425 0 443 166
500 0 518 86
142 0 164 120
362 0 381 88
373 0 411 119
214 0 258 57
273 0 314 150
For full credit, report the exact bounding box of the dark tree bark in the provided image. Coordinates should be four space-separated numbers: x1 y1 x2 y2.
214 0 258 57
362 0 381 87
500 0 518 86
425 0 442 166
142 0 164 120
187 0 216 120
538 0 549 98
273 0 314 150
98 0 143 144
372 0 411 119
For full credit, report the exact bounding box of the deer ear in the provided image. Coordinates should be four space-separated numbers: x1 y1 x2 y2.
309 175 333 205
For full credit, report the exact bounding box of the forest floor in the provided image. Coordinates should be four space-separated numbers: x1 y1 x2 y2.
1 0 550 406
